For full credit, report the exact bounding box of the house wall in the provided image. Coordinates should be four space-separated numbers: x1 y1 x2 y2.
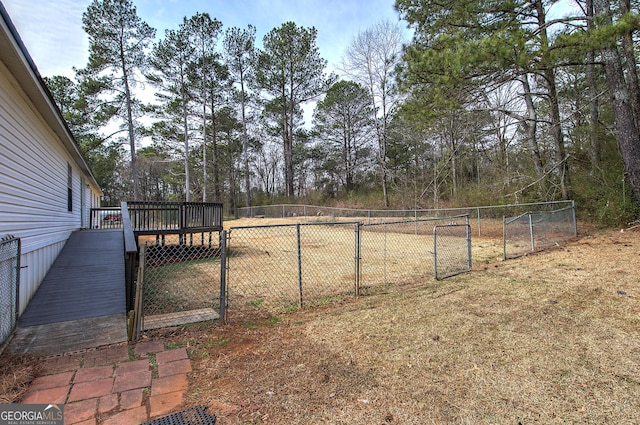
0 59 102 314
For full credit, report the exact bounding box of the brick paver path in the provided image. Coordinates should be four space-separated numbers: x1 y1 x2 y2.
21 341 192 425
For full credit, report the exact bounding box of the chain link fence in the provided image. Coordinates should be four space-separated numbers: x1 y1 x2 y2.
237 201 574 237
223 216 472 319
136 233 222 333
0 235 20 347
504 205 577 259
129 202 577 330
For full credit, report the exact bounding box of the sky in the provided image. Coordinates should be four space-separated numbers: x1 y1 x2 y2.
2 0 409 79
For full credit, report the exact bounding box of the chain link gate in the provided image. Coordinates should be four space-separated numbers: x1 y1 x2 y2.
135 233 222 333
433 222 473 280
0 235 20 347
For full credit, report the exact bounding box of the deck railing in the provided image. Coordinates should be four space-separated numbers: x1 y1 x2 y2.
90 202 223 233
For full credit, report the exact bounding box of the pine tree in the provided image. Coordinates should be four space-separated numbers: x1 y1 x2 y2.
256 22 335 198
82 0 155 201
224 25 257 208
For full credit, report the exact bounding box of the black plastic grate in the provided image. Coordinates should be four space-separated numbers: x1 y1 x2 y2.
141 406 216 425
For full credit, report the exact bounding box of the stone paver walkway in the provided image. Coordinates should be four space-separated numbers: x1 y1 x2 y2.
20 341 192 425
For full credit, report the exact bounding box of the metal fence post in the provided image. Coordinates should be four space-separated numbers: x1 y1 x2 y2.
219 230 227 324
529 213 535 251
297 224 303 307
355 223 361 296
467 220 473 270
15 238 20 321
571 201 578 237
503 216 507 261
433 225 439 280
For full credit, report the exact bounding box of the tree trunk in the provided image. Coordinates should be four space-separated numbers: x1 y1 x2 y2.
520 75 545 179
586 0 601 171
122 60 139 201
619 0 640 130
202 99 207 202
287 93 295 199
183 101 191 202
534 0 570 200
594 0 640 204
240 71 251 208
210 97 221 201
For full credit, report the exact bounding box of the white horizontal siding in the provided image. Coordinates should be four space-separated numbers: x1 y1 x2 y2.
0 59 103 312
16 240 65 315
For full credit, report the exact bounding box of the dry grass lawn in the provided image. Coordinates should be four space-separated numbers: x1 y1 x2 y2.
137 225 640 424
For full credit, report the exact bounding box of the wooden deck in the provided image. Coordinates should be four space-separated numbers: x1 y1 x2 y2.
10 229 127 356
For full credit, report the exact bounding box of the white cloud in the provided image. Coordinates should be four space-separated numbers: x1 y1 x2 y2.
2 0 407 82
3 0 89 77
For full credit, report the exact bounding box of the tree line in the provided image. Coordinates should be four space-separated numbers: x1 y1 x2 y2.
45 0 640 224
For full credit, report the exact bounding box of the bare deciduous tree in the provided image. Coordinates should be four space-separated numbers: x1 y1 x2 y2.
341 20 405 207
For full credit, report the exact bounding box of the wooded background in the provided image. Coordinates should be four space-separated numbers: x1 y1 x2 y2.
45 0 640 225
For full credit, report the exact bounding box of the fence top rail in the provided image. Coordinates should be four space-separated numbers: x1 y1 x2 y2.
0 234 18 244
229 221 361 231
362 214 469 227
545 205 575 214
228 216 469 232
504 211 532 225
434 222 471 227
239 201 574 215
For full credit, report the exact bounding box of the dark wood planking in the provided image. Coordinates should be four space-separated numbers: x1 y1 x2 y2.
17 229 126 327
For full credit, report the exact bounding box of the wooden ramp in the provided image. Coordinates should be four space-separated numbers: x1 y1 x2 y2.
10 229 127 356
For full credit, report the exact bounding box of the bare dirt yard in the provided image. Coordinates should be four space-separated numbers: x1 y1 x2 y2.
137 225 640 424
3 224 637 424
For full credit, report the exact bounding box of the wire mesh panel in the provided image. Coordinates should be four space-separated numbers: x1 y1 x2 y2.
530 206 577 250
225 223 359 318
226 225 301 317
140 233 222 325
359 220 434 291
504 206 577 259
434 224 472 280
298 223 359 302
503 212 534 259
0 235 20 346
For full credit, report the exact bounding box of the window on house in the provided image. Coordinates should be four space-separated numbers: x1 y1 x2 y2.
67 164 73 212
